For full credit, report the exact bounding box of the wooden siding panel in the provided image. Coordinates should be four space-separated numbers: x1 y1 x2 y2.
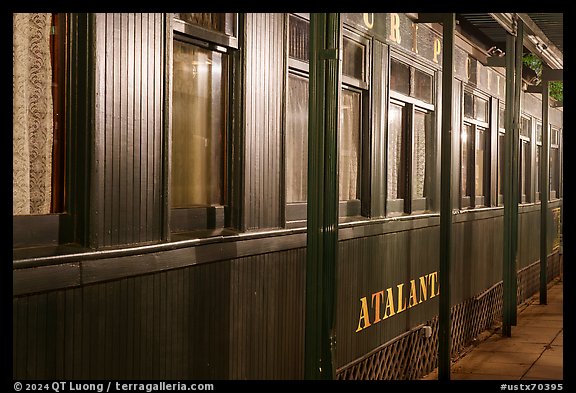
229 249 306 379
243 13 284 230
94 13 164 247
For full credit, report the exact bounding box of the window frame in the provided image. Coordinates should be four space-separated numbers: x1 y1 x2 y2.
497 104 505 206
519 115 532 204
284 16 372 225
535 121 542 202
168 13 238 235
13 13 84 249
386 53 436 217
339 27 370 219
460 88 491 209
550 126 561 200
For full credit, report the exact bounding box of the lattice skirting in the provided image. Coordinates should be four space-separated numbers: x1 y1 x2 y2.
336 255 563 380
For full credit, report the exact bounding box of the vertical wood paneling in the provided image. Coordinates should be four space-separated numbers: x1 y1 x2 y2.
229 249 306 379
93 13 165 247
243 13 285 230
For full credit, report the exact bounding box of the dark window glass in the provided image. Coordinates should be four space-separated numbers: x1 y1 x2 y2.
521 117 531 138
288 15 309 63
413 68 433 104
176 13 235 36
474 96 487 122
286 73 309 203
342 36 365 81
171 41 228 207
551 128 559 145
390 59 410 96
464 92 474 118
520 140 531 201
550 147 559 195
387 102 405 200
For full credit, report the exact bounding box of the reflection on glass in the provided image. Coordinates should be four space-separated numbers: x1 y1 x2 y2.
550 147 559 194
498 133 505 197
413 110 430 198
413 69 432 103
390 59 410 96
461 124 472 198
536 145 541 195
551 128 559 145
286 73 309 203
343 36 365 81
475 128 485 197
176 13 235 36
521 117 531 138
474 96 487 122
171 41 227 207
288 15 309 62
464 92 473 118
521 141 531 200
388 103 405 200
339 89 361 201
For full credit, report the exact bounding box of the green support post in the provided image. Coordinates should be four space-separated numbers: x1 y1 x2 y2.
511 19 523 326
502 30 516 338
415 12 455 381
438 13 455 382
304 12 341 380
540 81 550 305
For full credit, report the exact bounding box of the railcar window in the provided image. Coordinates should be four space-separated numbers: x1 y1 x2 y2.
171 41 228 208
461 124 472 199
464 92 474 118
390 59 410 96
387 102 406 201
474 96 487 122
519 116 532 203
176 13 235 36
497 106 505 205
285 17 369 222
288 14 309 63
475 128 486 198
413 69 432 104
388 56 435 215
342 36 365 82
340 88 362 201
412 109 432 200
461 89 490 208
13 13 67 216
286 73 309 203
550 127 560 199
535 123 542 201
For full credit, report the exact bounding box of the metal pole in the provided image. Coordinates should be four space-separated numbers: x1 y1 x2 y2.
304 12 340 380
502 31 516 338
438 13 455 382
511 18 523 326
540 80 549 305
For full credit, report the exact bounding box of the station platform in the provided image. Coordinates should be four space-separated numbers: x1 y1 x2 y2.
422 277 564 380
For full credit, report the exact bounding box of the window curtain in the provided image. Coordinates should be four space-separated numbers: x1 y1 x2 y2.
13 13 54 215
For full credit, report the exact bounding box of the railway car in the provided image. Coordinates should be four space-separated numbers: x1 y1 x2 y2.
13 12 563 380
